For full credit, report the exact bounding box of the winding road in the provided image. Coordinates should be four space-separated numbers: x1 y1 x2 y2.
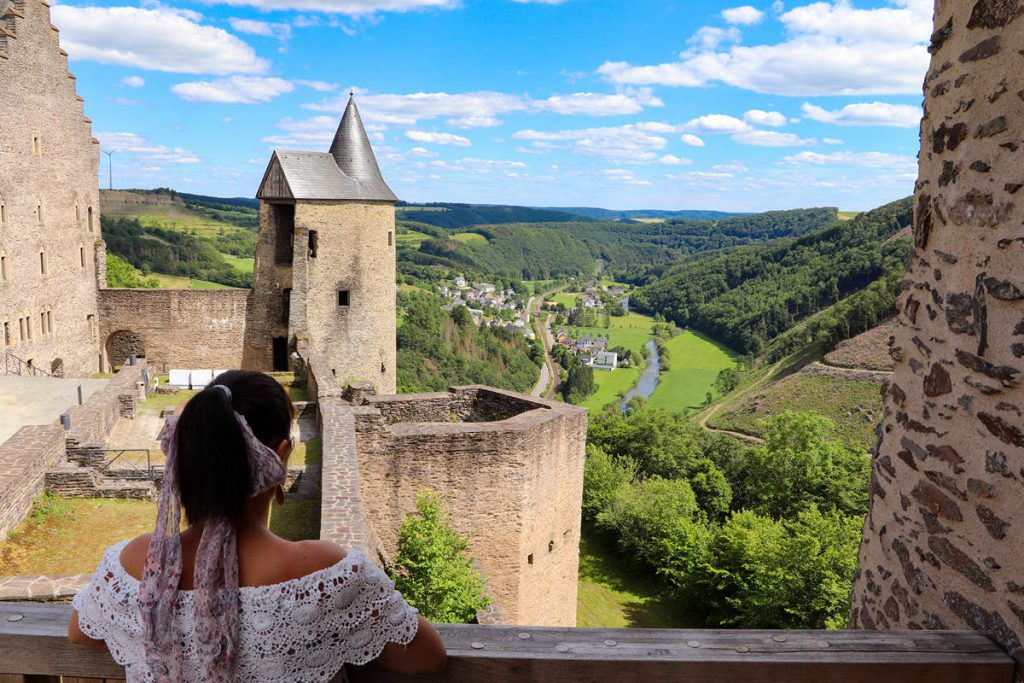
528 293 563 399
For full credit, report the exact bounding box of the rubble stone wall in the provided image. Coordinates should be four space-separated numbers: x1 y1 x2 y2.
0 423 64 540
98 289 251 372
851 0 1024 674
352 388 586 626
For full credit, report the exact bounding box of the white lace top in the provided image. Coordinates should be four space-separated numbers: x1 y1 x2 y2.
72 541 420 683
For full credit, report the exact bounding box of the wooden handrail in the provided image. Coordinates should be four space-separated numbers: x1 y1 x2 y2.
0 602 1013 683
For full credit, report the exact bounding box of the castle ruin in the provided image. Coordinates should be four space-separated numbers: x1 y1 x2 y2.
0 0 585 628
0 0 103 378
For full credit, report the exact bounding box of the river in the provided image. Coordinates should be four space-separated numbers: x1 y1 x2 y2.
618 339 660 411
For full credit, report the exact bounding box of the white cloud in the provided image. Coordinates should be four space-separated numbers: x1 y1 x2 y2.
513 124 667 163
408 147 437 157
683 114 750 134
781 150 917 169
207 0 457 14
535 90 663 116
448 116 503 128
51 6 268 75
228 18 292 41
263 115 337 147
602 169 652 186
743 109 786 127
406 130 472 146
96 131 200 164
121 75 145 88
822 137 843 144
680 133 706 147
172 76 295 104
731 129 812 146
297 80 339 92
657 155 691 166
306 88 660 125
689 26 742 50
597 0 931 96
801 101 922 127
722 5 765 25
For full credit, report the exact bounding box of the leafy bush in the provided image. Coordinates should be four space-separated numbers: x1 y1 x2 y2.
392 492 491 623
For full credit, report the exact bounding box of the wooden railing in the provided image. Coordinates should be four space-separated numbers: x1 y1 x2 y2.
0 602 1014 683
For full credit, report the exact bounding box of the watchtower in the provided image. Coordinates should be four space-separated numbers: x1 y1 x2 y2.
247 96 398 393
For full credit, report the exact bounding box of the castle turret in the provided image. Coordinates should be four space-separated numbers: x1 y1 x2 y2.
245 96 398 393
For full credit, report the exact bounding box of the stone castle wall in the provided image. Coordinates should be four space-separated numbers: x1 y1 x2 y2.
98 289 251 372
0 0 102 377
0 423 64 540
352 387 586 626
851 0 1024 671
242 202 293 371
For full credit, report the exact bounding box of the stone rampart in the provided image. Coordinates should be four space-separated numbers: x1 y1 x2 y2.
98 289 251 372
851 0 1024 673
352 386 586 626
0 423 64 540
64 363 144 464
318 396 376 555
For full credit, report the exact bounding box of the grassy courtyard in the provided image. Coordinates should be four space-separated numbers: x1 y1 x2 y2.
0 497 157 575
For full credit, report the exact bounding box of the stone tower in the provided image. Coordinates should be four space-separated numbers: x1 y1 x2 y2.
0 0 103 378
246 96 398 393
851 0 1024 670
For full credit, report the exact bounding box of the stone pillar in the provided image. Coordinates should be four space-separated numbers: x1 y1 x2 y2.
850 0 1024 671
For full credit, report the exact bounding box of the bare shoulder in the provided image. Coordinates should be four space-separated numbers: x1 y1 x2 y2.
281 539 350 580
118 534 153 579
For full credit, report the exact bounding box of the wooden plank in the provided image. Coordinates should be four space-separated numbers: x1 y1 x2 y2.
0 603 1013 683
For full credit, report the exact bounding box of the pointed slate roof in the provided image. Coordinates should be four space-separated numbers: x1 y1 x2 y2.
257 95 397 202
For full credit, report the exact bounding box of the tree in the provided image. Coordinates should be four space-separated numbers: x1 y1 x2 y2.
106 253 158 288
739 412 870 519
582 444 635 523
392 492 491 624
563 363 596 403
696 507 862 629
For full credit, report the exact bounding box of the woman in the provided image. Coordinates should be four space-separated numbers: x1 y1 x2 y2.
68 370 446 682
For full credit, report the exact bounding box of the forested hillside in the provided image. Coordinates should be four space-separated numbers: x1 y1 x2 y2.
629 198 912 356
397 291 542 393
396 202 587 228
397 206 842 281
556 207 742 221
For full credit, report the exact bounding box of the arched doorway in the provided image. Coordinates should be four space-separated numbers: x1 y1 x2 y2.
105 330 145 369
49 358 64 378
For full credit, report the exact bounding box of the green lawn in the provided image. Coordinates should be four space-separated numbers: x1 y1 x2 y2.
565 312 655 357
524 279 556 295
148 272 236 289
290 437 322 467
837 211 861 221
580 365 642 412
396 229 432 248
552 292 581 309
450 232 489 246
709 371 883 450
577 528 694 628
645 331 737 414
222 254 254 274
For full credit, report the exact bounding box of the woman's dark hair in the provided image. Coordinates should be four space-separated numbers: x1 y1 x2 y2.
174 370 293 525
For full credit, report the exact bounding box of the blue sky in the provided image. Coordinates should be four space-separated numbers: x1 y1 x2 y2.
53 0 932 211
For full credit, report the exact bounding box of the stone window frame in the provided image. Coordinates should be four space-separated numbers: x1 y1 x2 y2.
0 196 7 226
87 205 94 233
388 230 394 247
337 289 351 308
1 319 11 347
86 314 96 342
79 244 86 269
31 134 41 158
35 199 43 225
0 249 8 283
38 249 47 276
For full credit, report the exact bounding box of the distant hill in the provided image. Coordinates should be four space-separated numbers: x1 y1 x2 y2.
630 197 913 356
554 207 746 221
395 202 591 228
